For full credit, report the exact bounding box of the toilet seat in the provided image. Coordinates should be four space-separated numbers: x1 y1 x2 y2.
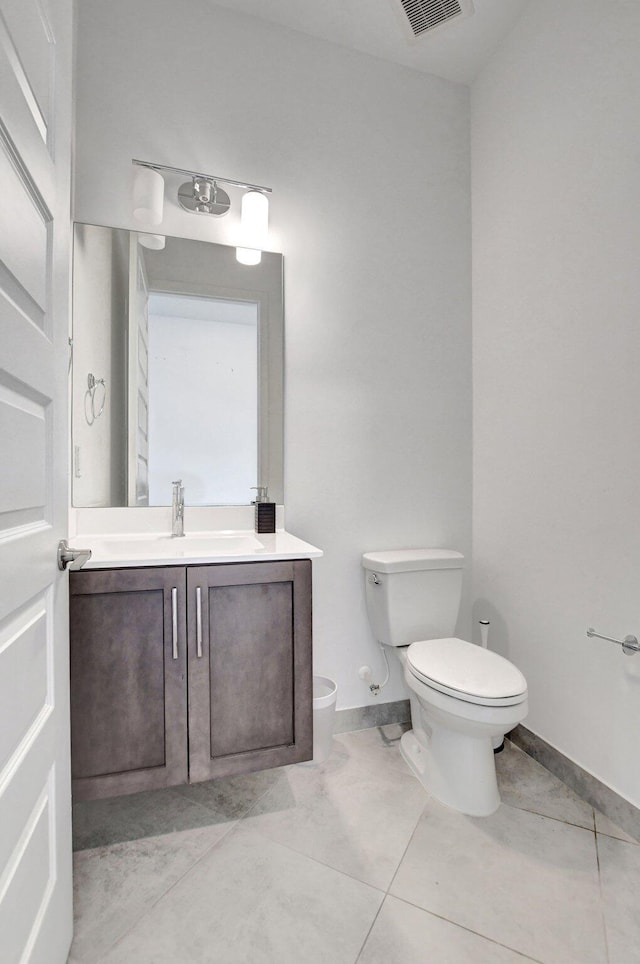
407 637 527 707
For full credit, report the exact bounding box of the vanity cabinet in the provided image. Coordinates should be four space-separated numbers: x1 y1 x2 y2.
70 560 312 801
69 567 188 801
187 562 312 781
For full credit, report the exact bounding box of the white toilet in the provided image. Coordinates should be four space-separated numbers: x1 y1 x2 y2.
362 549 528 816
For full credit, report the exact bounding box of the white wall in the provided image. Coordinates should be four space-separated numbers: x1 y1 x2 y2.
472 1 640 806
147 297 258 505
74 0 471 709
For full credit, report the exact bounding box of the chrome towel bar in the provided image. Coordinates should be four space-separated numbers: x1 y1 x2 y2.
586 627 640 656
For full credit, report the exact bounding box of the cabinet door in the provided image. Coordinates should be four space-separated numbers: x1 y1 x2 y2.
187 561 312 781
69 567 188 800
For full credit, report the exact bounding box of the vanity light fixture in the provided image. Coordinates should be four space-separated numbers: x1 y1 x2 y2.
131 159 272 264
132 164 165 225
137 233 166 250
236 190 269 266
178 177 231 217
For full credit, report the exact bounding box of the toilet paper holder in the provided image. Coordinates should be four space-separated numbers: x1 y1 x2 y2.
586 627 640 656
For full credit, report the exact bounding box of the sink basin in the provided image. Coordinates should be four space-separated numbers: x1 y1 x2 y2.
90 532 264 558
72 529 323 569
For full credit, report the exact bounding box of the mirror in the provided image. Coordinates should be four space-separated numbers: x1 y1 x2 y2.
71 223 283 507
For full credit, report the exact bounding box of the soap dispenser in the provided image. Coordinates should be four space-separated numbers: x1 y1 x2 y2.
252 485 276 533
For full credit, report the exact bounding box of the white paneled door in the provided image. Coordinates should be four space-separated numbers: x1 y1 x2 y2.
0 0 73 962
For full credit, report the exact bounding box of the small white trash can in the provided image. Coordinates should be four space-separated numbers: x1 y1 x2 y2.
310 676 338 764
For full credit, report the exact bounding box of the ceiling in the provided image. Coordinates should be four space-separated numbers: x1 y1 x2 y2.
207 0 531 85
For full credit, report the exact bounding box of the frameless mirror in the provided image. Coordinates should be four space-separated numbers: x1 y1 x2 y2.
71 223 283 507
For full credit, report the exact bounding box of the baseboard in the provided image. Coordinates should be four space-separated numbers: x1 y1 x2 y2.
509 725 640 842
334 699 411 735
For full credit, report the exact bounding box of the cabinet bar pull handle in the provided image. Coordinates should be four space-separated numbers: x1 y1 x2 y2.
171 587 178 659
196 586 203 658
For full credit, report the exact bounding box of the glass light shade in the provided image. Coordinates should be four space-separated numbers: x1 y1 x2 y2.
236 190 268 265
137 233 166 250
236 247 262 266
132 166 164 225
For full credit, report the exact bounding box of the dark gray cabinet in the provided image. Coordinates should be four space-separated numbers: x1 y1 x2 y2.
70 560 312 801
187 561 313 782
69 567 188 801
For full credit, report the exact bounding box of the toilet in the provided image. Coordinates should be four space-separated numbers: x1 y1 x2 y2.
362 549 528 816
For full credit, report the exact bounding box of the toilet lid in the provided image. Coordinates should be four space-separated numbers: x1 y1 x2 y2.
407 638 528 707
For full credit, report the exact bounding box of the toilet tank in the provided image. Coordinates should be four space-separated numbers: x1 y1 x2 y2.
362 549 464 647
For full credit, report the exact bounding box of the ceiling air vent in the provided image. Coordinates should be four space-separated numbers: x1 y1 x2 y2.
392 0 474 41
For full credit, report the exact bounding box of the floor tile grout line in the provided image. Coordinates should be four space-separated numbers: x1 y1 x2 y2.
77 751 413 960
89 776 287 962
72 760 608 962
387 892 545 963
341 728 414 963
77 732 622 963
90 816 243 964
236 816 390 895
506 741 640 847
597 829 640 846
227 752 426 889
497 757 640 846
166 781 272 823
92 818 391 964
507 796 639 845
383 795 547 964
340 716 431 959
234 774 289 824
386 795 599 964
503 800 600 835
352 895 387 964
593 811 640 847
89 771 392 964
594 821 612 964
385 792 430 897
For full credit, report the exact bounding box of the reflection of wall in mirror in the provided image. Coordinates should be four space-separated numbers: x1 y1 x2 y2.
72 224 127 506
72 225 284 507
147 293 258 505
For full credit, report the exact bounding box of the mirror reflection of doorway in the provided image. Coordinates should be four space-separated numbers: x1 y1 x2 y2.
72 224 284 509
146 292 258 505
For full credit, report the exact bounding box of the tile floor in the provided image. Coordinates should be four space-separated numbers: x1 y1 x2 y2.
69 727 640 964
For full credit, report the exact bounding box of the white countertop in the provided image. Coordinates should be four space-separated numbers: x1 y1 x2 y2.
72 529 323 569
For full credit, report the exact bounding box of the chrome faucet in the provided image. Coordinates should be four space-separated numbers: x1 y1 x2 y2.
171 480 185 537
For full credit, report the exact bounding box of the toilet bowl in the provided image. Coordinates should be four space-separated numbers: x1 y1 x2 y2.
396 641 527 815
362 549 528 817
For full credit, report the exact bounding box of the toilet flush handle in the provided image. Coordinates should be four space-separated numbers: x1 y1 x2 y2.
369 573 380 585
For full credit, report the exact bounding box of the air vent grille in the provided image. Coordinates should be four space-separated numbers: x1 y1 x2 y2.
399 0 466 37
